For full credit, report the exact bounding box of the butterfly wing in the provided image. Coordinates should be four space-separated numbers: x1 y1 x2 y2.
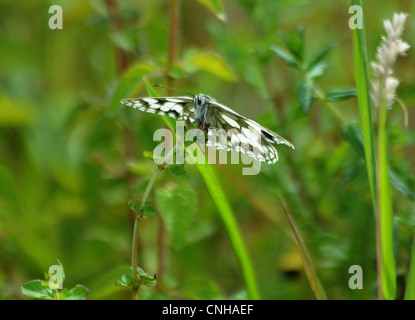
121 96 196 122
206 101 294 164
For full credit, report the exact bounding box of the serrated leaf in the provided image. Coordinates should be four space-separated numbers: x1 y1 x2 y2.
21 280 54 300
298 81 314 114
169 164 186 176
196 0 226 22
325 88 357 102
108 62 154 114
341 122 365 159
308 44 336 69
270 45 300 69
155 184 196 249
62 285 89 300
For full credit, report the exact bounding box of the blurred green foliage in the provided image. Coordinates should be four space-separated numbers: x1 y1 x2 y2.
0 0 414 300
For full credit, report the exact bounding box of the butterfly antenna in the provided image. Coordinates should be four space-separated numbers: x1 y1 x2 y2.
152 84 195 97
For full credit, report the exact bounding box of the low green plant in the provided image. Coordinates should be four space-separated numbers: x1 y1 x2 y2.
20 260 89 300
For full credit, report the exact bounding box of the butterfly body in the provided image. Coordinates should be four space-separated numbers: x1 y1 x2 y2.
121 93 294 164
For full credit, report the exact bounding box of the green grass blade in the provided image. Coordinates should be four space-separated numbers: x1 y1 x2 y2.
351 0 376 206
404 238 415 300
279 196 327 300
351 0 387 299
197 164 260 300
378 102 396 300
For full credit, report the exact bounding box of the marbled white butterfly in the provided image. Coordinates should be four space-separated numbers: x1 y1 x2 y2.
121 85 294 164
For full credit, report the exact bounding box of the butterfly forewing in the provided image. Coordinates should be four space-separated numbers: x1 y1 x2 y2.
121 97 196 122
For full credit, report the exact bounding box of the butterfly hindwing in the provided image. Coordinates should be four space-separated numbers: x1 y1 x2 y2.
206 101 292 164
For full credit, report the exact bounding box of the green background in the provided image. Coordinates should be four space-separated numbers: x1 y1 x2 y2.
0 0 414 299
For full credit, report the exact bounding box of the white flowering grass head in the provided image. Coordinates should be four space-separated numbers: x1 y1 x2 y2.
370 13 410 109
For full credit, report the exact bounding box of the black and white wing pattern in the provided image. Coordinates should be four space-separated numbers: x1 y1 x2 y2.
121 96 196 122
122 93 294 164
205 100 294 164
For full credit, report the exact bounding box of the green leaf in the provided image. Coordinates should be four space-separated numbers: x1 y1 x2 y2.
378 70 396 299
270 45 300 69
129 200 158 218
155 184 196 249
61 285 89 300
341 122 365 159
136 266 147 277
142 203 158 218
169 164 186 176
108 62 154 115
21 280 54 300
351 0 376 208
196 0 226 22
389 169 414 201
143 151 154 161
140 274 157 287
308 44 336 69
134 267 156 286
325 88 357 102
109 28 139 54
298 81 313 114
279 28 305 64
184 50 236 82
306 63 328 80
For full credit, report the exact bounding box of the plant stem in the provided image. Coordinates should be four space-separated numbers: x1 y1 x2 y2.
131 146 176 299
313 86 347 125
377 83 396 300
105 0 129 72
166 0 180 91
